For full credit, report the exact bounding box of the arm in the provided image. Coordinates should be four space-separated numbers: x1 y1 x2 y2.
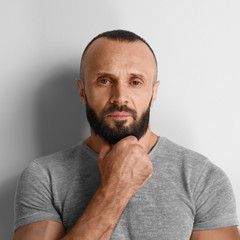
190 226 240 240
14 184 131 240
14 136 153 240
191 159 239 239
14 221 65 240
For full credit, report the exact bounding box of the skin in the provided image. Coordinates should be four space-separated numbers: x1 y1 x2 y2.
80 38 159 153
14 38 240 240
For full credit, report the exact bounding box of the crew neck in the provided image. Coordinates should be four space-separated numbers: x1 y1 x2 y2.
81 136 166 157
149 136 165 157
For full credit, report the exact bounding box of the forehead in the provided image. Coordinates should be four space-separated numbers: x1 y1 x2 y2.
83 38 156 79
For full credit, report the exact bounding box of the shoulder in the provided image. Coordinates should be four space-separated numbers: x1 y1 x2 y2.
151 137 238 229
20 141 98 183
150 137 233 197
151 137 209 172
157 137 231 183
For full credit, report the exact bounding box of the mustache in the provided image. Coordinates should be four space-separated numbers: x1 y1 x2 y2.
102 105 137 120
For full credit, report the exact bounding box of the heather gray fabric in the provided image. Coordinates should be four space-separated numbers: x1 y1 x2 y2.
14 137 239 239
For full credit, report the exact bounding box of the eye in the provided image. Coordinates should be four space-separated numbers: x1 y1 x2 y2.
97 78 112 85
130 80 142 86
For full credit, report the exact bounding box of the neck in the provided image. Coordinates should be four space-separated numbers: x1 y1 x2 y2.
84 126 159 154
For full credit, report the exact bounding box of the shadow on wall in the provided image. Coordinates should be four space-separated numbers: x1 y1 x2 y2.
0 67 89 239
0 177 18 240
34 67 89 156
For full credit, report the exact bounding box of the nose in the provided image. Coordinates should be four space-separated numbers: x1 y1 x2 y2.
109 82 129 105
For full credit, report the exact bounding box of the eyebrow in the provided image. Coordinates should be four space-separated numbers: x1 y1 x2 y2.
130 73 146 80
95 72 147 81
95 72 115 78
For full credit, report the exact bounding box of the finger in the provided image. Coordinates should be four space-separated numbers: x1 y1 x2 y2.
126 135 138 142
117 135 138 145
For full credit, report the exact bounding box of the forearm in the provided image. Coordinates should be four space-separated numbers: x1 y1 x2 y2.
61 184 132 240
14 137 152 240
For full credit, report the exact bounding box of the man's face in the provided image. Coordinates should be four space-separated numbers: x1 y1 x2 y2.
85 96 151 144
79 38 159 144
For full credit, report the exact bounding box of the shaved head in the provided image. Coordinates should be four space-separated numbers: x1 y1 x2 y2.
80 30 158 83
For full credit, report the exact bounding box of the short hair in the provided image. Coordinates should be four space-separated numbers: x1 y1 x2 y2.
79 29 158 83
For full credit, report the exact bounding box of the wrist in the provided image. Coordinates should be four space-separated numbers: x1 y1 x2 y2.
97 183 132 216
98 181 134 208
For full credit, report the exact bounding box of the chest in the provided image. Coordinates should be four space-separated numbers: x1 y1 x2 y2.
111 180 195 240
59 159 196 239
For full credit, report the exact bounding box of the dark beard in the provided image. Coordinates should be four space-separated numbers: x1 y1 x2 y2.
85 98 151 145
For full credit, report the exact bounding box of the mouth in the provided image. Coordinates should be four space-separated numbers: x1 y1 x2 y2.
106 111 132 120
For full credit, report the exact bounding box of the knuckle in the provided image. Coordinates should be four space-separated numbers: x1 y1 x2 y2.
116 136 137 148
129 145 143 156
148 162 153 171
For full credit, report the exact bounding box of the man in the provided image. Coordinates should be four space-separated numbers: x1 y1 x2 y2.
14 30 239 239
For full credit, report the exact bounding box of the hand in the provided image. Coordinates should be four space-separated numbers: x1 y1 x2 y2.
98 136 153 198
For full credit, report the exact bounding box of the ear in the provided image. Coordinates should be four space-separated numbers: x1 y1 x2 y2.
76 79 86 105
150 80 160 108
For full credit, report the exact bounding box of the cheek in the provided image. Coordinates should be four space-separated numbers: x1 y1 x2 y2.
85 84 109 101
134 93 152 111
86 95 107 117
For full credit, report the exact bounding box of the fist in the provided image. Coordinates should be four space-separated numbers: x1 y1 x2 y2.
98 136 153 198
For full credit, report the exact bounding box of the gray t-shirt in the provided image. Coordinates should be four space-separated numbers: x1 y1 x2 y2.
14 137 239 239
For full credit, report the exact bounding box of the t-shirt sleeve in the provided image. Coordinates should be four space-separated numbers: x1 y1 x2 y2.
14 161 62 232
193 160 239 230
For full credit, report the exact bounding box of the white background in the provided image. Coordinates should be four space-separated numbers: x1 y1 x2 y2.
1 0 239 238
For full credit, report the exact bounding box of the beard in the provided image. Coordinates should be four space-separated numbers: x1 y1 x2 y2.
85 98 151 145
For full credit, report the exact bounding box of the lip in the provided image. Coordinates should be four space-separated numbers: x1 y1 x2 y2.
107 111 132 120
